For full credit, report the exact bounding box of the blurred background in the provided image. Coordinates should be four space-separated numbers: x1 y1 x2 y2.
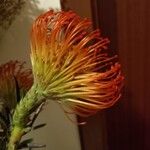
0 0 150 150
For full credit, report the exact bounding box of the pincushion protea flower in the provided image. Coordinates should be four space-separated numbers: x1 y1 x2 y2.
0 61 32 149
30 10 124 116
0 60 32 109
7 10 124 150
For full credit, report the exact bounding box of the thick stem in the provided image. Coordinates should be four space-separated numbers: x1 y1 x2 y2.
7 85 44 150
7 126 24 150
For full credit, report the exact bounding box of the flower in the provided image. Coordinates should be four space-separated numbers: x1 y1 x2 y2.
0 60 32 109
30 10 124 117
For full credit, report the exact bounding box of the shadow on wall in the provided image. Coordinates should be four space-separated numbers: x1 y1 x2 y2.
0 0 44 64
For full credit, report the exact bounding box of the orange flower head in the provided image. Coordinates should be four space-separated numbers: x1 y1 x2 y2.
30 10 124 116
0 61 33 109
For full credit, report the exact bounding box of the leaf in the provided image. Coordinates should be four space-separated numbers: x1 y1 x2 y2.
33 123 46 130
0 105 9 131
27 101 46 128
18 138 33 149
0 137 7 150
27 143 46 149
14 76 21 103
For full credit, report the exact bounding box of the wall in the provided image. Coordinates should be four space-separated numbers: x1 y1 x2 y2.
61 0 92 18
0 1 81 150
107 0 150 149
95 0 150 150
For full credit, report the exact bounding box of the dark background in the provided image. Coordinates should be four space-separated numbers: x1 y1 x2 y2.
61 0 150 149
78 0 150 150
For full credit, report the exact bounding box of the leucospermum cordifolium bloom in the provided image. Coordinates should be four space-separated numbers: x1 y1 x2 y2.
30 10 124 117
0 60 32 109
7 10 124 150
0 61 32 149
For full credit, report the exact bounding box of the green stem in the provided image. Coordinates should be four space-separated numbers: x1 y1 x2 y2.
7 85 44 150
7 126 24 150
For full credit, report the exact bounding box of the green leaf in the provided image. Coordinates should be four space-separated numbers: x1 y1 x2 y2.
18 138 33 149
0 137 7 150
14 76 21 103
33 123 46 130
